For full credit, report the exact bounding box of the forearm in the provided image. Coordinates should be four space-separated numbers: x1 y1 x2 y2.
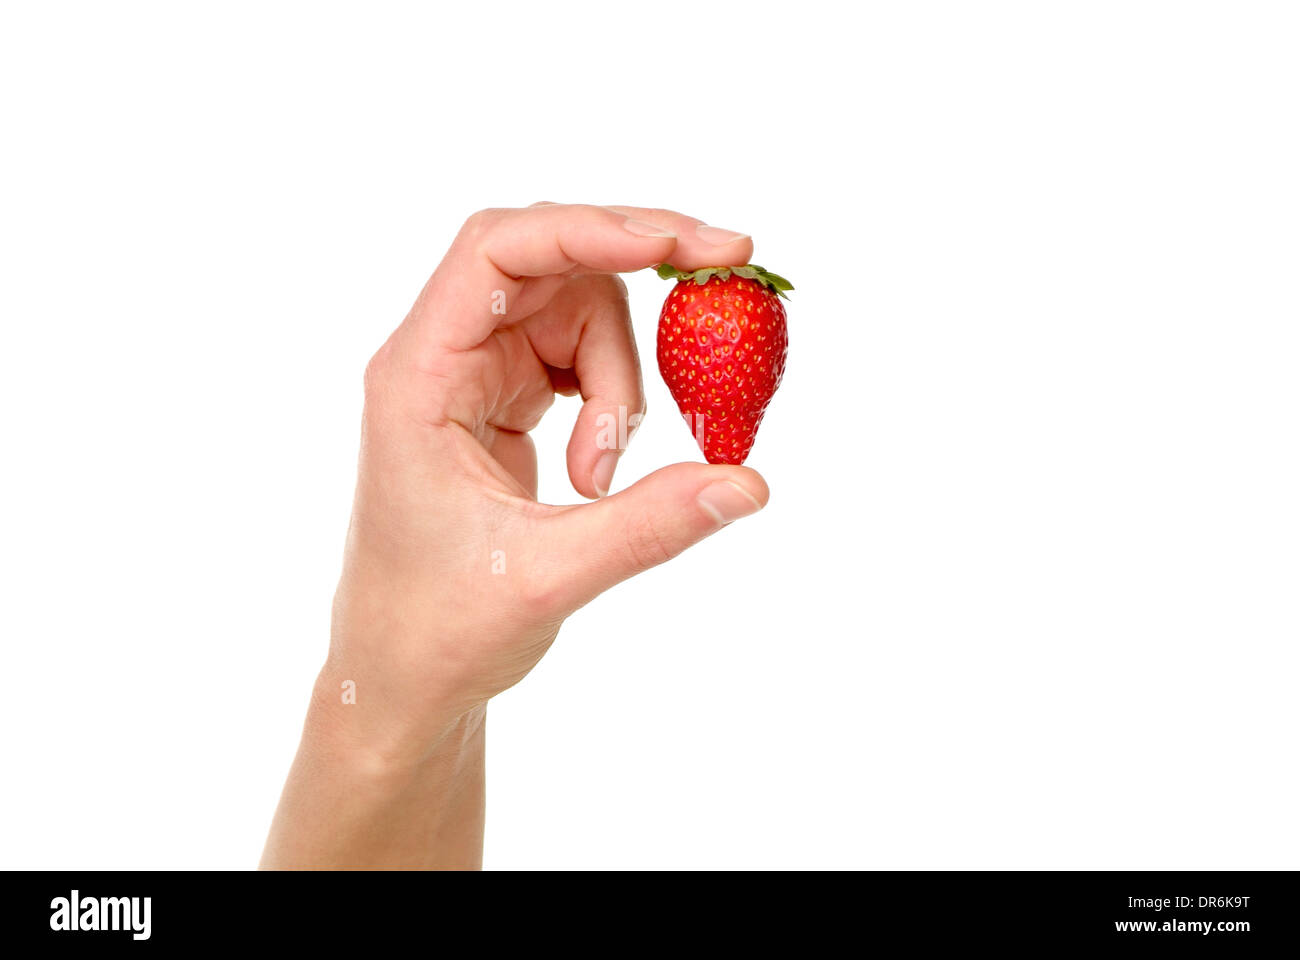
260 675 486 870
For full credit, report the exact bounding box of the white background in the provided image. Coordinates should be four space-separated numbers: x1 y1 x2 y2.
2 1 1297 869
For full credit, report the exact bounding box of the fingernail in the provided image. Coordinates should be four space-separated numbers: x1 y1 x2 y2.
697 481 764 526
695 224 750 245
593 451 620 498
623 218 676 238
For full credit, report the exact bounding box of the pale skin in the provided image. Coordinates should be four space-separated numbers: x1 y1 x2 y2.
260 204 769 869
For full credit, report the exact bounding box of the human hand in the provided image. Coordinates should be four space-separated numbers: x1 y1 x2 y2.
327 202 769 754
263 204 771 868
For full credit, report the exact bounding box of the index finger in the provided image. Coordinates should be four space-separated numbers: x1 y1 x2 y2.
404 203 754 352
599 205 754 270
406 204 676 352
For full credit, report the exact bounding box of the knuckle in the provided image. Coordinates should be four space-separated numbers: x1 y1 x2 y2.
362 347 389 401
575 271 627 300
605 273 629 298
362 342 401 417
624 515 675 570
518 572 566 621
460 207 502 241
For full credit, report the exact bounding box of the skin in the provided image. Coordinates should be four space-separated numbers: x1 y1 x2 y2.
260 203 769 869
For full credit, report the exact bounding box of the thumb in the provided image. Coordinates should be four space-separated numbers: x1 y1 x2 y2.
539 462 769 613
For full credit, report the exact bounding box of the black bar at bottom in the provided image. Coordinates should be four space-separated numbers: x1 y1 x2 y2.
0 870 1292 949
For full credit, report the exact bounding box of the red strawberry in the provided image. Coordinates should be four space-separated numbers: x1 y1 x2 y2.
655 263 792 465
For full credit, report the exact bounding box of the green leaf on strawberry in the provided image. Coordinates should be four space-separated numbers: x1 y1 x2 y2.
653 263 794 300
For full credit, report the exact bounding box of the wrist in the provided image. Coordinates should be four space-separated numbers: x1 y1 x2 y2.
261 673 487 869
302 665 486 781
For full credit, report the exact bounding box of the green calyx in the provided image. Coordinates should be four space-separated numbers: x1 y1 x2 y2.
654 263 794 300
